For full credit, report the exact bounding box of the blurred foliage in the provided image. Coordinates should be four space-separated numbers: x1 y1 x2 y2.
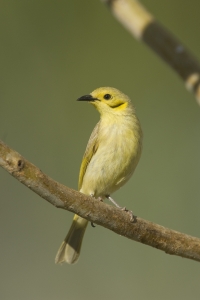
0 1 200 299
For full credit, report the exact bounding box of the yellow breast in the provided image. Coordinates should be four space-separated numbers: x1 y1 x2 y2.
80 113 142 197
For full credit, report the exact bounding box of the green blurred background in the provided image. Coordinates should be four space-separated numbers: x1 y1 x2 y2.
1 0 200 299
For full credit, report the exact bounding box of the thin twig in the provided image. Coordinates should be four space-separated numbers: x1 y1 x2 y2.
1 140 200 262
102 0 200 105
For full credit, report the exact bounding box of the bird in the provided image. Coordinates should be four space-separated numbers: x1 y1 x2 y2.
55 87 142 264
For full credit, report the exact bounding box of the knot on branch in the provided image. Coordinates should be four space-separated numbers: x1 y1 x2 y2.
6 153 25 173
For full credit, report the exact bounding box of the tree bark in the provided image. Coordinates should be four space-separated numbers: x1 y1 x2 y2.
1 140 200 263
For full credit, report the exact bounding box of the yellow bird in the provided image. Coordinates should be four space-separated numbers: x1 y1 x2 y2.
55 87 142 264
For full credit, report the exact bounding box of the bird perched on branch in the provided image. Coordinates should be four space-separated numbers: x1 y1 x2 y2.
55 87 142 264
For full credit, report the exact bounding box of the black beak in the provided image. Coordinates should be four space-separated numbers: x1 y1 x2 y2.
77 94 97 101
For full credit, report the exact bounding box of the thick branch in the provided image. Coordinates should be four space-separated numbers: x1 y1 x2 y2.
102 0 200 105
1 139 200 262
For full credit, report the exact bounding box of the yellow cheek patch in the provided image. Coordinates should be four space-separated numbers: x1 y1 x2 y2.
112 102 128 111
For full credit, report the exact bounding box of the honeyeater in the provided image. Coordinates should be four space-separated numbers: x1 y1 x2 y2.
55 87 142 264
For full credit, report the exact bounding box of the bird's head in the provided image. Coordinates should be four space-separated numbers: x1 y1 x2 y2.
77 87 134 116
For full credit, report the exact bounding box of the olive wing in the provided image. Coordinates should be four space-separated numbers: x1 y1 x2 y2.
78 122 100 190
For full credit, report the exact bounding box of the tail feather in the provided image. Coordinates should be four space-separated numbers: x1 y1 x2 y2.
55 214 88 264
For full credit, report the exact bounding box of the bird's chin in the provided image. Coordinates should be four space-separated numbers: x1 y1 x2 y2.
89 101 98 108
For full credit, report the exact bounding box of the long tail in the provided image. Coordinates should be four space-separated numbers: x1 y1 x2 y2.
55 214 88 264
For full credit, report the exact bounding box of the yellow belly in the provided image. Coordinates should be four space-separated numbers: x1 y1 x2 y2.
80 120 141 197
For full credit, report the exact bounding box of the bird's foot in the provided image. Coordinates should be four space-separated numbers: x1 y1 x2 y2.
106 195 137 223
121 207 137 223
90 194 103 202
96 197 103 202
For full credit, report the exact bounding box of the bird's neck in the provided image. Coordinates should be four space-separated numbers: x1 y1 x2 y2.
99 110 141 135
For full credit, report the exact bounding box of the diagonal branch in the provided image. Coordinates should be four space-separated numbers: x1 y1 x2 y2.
1 139 200 262
102 0 200 105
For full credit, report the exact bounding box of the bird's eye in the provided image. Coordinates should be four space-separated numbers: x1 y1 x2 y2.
103 94 111 100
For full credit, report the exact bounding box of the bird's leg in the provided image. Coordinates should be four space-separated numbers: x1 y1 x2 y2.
106 195 137 223
106 196 121 208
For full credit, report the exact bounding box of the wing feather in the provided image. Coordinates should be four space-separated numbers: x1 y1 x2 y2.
78 122 100 190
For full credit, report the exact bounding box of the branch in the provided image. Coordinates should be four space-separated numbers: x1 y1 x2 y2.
1 140 200 262
102 0 200 105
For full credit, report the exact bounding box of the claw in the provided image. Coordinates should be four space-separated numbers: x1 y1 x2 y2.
106 196 137 223
127 210 137 223
120 207 137 222
121 207 127 211
97 197 103 202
